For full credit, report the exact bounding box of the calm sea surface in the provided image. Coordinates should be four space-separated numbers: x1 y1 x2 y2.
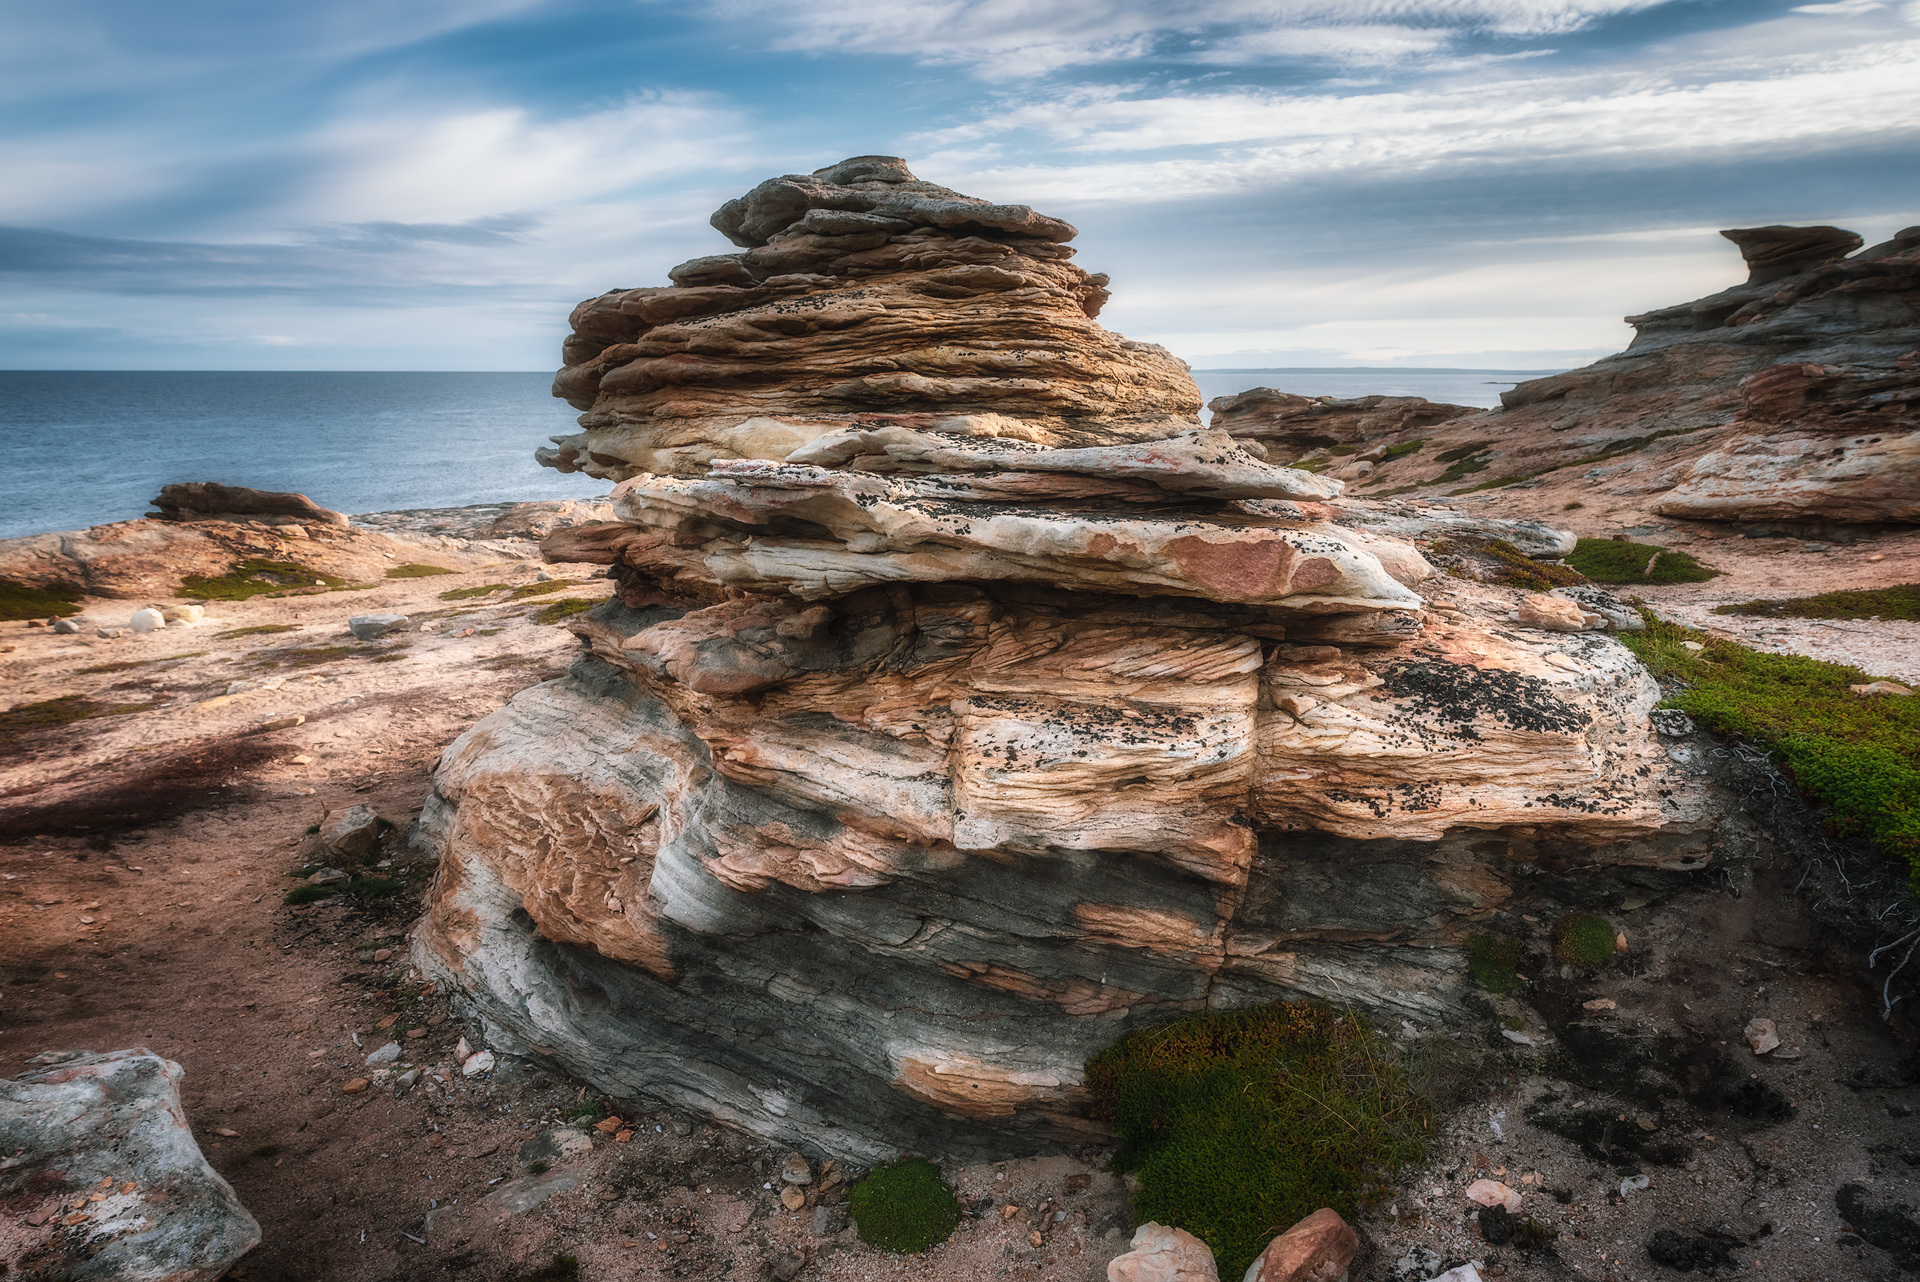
0 368 1556 540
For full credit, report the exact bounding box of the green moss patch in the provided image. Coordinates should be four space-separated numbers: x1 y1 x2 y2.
0 578 83 621
255 645 356 668
181 559 346 601
1435 441 1496 463
1468 935 1522 995
847 1157 961 1254
1713 584 1920 623
1553 914 1618 966
1434 453 1493 486
1449 473 1531 496
1087 1002 1429 1279
284 885 338 906
1 694 156 755
441 579 579 603
1426 536 1585 592
384 563 457 578
1624 613 1920 874
214 623 300 639
534 598 595 625
1565 538 1717 585
1383 439 1426 460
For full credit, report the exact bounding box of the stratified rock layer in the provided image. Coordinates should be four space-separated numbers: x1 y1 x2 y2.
539 157 1200 481
415 159 1713 1166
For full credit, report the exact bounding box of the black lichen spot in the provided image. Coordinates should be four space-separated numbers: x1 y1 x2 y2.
1379 661 1589 743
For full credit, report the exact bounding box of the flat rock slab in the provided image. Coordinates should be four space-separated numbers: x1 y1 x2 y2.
0 1049 260 1282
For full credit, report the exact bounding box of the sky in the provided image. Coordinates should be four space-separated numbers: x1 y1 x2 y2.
3 0 1918 372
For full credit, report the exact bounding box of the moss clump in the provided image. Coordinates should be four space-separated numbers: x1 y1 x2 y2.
1435 440 1496 463
1383 438 1426 460
1565 538 1716 585
1623 613 1920 875
214 623 299 639
348 877 402 898
0 578 83 621
1434 453 1493 485
1714 584 1920 623
1087 1002 1429 1278
534 598 595 625
1553 914 1619 966
1427 536 1584 592
1467 935 1522 995
1290 457 1331 473
0 695 154 755
256 645 355 668
284 885 337 906
847 1157 961 1254
384 563 456 578
1563 501 1584 511
181 559 345 600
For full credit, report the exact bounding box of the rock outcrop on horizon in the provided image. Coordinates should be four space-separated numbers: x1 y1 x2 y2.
1207 391 1478 463
413 158 1716 1166
1229 223 1919 526
538 156 1201 482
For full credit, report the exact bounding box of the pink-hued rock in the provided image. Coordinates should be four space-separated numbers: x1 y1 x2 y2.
1513 592 1596 633
1242 1207 1357 1282
1108 1222 1221 1282
0 1049 260 1282
1465 1178 1523 1213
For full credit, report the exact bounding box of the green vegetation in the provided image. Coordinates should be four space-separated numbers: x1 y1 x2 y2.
1427 537 1584 592
1623 613 1920 877
181 558 345 601
0 578 83 621
1565 538 1717 585
1562 427 1695 470
1289 457 1330 473
1327 443 1360 456
369 653 406 663
1086 1003 1429 1278
216 623 301 639
384 563 457 578
0 694 154 755
1382 438 1426 460
1434 441 1496 463
349 877 403 898
305 824 321 835
534 598 595 625
439 579 578 602
1433 446 1495 486
1714 583 1920 623
1553 914 1618 966
1467 935 1522 995
1563 501 1585 511
256 645 356 667
283 885 338 906
848 1157 961 1254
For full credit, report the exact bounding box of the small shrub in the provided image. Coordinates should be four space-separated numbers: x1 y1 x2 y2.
1553 914 1618 966
385 564 457 578
284 885 337 906
349 877 402 898
0 695 153 755
1565 539 1716 585
1623 613 1920 877
1426 536 1584 592
847 1157 962 1254
526 1159 551 1176
181 559 345 600
1467 935 1522 995
534 598 595 625
0 578 83 621
1713 584 1920 623
1563 501 1585 511
305 824 320 835
1086 1003 1428 1278
215 623 299 639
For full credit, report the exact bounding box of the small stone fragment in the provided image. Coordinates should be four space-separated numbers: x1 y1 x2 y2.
1465 1179 1523 1214
461 1050 495 1078
1744 1018 1780 1055
1512 593 1593 633
319 804 383 860
130 607 165 634
365 1042 401 1067
1619 1174 1651 1196
349 613 409 641
781 1151 813 1185
1106 1221 1220 1282
1583 998 1618 1011
1242 1206 1358 1282
342 1078 369 1094
781 1184 806 1211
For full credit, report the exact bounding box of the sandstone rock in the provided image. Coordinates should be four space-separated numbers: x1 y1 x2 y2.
1745 1017 1781 1055
1721 224 1864 285
1465 1179 1522 1213
412 157 1712 1167
1242 1207 1357 1282
1208 390 1479 458
51 617 81 634
151 481 348 527
0 1049 261 1282
161 603 205 624
320 805 382 860
780 1151 812 1184
1850 681 1913 697
1107 1222 1220 1282
349 613 408 640
1552 584 1643 632
540 157 1200 482
516 1127 592 1166
483 1166 585 1215
1512 593 1595 633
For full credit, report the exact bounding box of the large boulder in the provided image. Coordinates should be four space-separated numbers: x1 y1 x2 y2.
151 481 348 526
1 1050 260 1282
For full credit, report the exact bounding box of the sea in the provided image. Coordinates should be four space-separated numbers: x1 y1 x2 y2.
0 368 1556 540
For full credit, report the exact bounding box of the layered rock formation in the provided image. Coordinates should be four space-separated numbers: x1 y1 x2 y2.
1206 391 1477 462
414 159 1712 1166
1222 224 1918 526
539 156 1200 481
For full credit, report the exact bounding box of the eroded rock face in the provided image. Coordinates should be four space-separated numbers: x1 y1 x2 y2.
1207 391 1478 460
415 159 1713 1166
1 1050 260 1282
539 157 1200 481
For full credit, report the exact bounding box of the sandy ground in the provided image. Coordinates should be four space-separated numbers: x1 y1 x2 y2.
5 508 1920 1282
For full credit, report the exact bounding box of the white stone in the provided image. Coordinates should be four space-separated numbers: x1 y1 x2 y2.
1107 1221 1220 1282
461 1050 495 1078
129 607 165 633
364 1042 402 1067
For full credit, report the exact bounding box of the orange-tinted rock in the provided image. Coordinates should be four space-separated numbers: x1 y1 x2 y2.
1243 1207 1357 1282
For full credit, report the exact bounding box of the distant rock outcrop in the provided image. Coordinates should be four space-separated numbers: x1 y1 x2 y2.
412 158 1714 1167
151 482 348 527
539 156 1201 481
1207 391 1478 461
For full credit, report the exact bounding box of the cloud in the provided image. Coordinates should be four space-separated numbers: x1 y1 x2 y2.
911 37 1920 202
727 0 1674 76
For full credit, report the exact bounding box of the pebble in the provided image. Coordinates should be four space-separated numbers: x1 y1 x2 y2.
129 608 165 634
342 1078 370 1094
52 618 81 634
1744 1017 1781 1055
392 1069 421 1094
1850 681 1914 698
365 1042 402 1067
1582 998 1618 1011
1465 1179 1522 1213
348 613 409 641
461 1050 495 1078
1619 1174 1651 1196
780 1185 806 1211
780 1152 813 1185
